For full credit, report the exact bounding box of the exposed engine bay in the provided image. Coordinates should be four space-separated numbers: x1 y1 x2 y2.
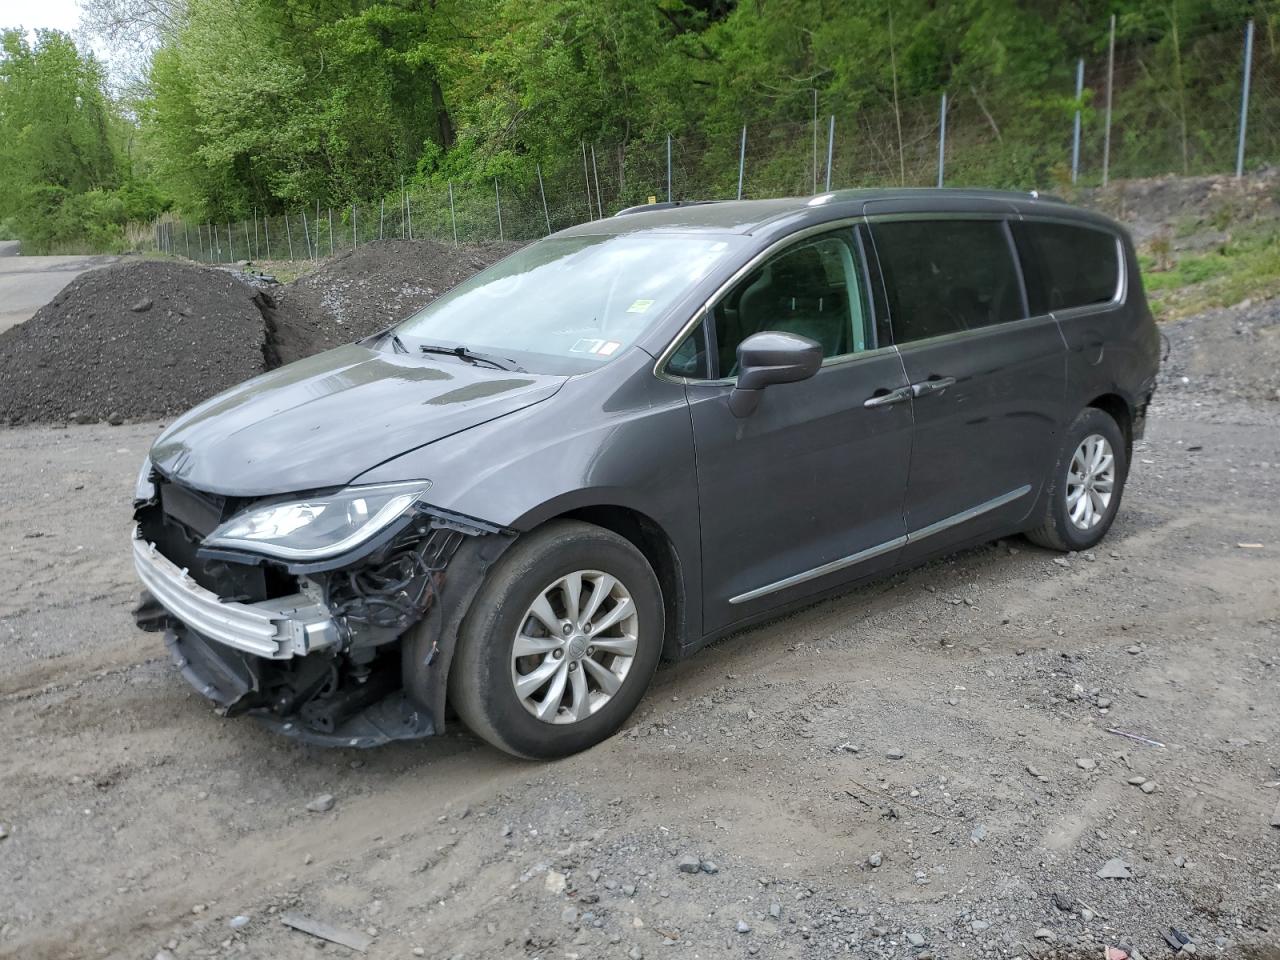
133 470 510 746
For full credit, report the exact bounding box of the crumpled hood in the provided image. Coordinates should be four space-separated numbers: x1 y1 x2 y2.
150 343 566 496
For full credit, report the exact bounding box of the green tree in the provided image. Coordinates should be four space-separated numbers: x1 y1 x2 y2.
0 29 153 251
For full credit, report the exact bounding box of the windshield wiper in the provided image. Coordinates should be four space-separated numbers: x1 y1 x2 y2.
418 343 524 372
388 332 410 354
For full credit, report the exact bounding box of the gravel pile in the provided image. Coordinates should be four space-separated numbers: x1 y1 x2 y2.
0 240 522 424
0 260 267 425
1158 295 1280 412
270 239 522 364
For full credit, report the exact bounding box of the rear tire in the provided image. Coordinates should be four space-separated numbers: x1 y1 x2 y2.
1025 407 1129 552
449 520 663 758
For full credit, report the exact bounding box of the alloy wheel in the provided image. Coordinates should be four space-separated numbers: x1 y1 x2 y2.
510 570 639 725
1066 433 1115 531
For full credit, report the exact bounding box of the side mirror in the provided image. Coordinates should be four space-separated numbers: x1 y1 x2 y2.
728 331 823 417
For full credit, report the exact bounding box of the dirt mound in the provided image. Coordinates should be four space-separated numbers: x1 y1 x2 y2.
0 260 267 425
270 239 522 364
1080 168 1280 243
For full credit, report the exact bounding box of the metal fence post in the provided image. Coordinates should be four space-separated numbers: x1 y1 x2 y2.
400 176 406 239
1102 13 1116 187
243 220 252 260
537 163 552 235
264 216 271 260
937 93 947 188
301 209 312 260
227 223 234 261
315 201 321 259
591 145 603 218
352 203 356 249
252 208 259 258
380 198 385 240
448 181 458 246
1237 18 1255 178
1071 58 1084 184
495 178 504 241
407 188 413 241
666 134 672 202
285 213 294 260
582 143 594 220
825 115 835 192
737 125 747 200
328 207 334 256
183 223 190 259
812 89 818 194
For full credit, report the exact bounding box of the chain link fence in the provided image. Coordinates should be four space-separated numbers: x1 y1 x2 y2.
149 17 1279 263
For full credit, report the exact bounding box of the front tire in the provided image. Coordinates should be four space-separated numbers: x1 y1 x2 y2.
449 520 663 758
1026 407 1129 552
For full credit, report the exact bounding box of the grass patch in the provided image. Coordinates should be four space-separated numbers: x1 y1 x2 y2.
1140 220 1280 321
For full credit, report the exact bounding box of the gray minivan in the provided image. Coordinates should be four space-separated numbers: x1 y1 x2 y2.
132 189 1160 757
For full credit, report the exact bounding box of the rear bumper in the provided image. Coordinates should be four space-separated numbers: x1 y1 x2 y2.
131 526 339 659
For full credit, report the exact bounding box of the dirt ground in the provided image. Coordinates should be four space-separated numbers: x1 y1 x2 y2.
1 295 1279 960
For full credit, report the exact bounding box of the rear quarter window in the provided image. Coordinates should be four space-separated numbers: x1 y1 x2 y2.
1016 221 1122 315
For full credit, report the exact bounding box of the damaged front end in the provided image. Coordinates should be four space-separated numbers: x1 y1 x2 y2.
132 464 510 747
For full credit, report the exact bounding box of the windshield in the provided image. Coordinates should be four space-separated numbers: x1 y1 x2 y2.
394 233 741 373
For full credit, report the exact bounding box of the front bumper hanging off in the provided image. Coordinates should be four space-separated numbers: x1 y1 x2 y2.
132 505 511 748
160 625 438 748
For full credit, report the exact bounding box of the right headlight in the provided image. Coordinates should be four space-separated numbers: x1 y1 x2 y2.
203 480 432 561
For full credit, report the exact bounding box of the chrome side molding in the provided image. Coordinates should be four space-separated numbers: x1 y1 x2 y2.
728 484 1032 605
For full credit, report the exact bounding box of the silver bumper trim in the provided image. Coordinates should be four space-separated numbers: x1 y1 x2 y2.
132 527 339 659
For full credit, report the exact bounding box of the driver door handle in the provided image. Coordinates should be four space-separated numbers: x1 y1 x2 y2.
911 376 957 398
864 385 913 409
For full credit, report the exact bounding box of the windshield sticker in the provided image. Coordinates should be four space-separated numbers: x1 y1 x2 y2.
570 338 621 357
626 299 655 314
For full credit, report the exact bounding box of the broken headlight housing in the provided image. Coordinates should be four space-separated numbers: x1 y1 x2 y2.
135 456 156 504
203 481 432 562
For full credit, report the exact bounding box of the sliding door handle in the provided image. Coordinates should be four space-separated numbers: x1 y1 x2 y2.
911 376 957 398
864 386 913 409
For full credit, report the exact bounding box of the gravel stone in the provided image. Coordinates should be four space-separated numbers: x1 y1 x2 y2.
1096 858 1132 879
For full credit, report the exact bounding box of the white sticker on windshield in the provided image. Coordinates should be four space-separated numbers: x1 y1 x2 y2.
570 338 604 354
597 340 621 356
626 299 656 314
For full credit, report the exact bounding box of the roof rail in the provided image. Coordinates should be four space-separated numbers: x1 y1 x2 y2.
614 199 722 217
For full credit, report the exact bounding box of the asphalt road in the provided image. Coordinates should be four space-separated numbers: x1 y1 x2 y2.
0 240 119 334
